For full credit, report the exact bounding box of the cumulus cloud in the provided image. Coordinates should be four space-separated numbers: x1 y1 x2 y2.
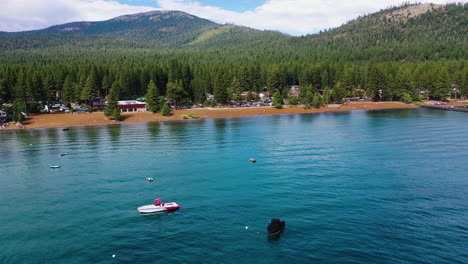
0 0 156 32
156 0 453 35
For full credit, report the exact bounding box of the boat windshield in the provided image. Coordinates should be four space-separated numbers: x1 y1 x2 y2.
154 198 162 206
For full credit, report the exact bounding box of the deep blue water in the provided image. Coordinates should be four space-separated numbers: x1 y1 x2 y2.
0 109 467 264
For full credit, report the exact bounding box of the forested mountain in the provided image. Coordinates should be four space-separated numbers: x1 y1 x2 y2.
0 10 289 51
0 3 467 120
299 3 467 61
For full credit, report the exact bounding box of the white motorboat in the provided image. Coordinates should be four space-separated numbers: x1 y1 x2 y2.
138 198 180 214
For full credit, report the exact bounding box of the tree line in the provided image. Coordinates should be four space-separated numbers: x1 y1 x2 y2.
1 59 467 117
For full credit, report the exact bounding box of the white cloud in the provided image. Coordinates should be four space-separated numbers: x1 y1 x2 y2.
0 0 156 32
156 0 454 35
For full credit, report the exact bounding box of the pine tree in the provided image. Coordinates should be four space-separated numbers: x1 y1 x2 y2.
190 77 206 104
366 63 384 101
81 75 97 104
42 74 55 102
231 77 242 102
321 69 329 89
14 70 28 112
239 66 251 92
101 75 111 97
12 99 26 122
331 82 346 103
431 67 451 100
394 67 415 100
300 85 314 106
323 87 331 105
313 93 322 108
145 80 160 113
213 71 229 105
104 81 120 118
342 68 354 96
0 79 6 105
161 102 171 116
111 108 121 121
246 90 253 102
62 76 74 106
272 90 284 109
27 72 42 104
461 68 468 99
267 66 286 92
166 80 186 109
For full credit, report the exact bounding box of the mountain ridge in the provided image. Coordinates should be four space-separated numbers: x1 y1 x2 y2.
0 4 466 62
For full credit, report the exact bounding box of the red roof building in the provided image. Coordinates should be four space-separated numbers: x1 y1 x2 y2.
117 100 147 112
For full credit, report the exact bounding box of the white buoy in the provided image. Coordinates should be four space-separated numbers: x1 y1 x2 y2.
112 254 115 258
245 226 249 230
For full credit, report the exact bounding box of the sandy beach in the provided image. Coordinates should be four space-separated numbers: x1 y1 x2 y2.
1 102 417 130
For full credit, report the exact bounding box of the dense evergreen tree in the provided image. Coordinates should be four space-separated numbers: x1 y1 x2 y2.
104 81 121 118
300 85 314 107
166 80 186 109
331 82 346 103
190 77 206 104
431 67 452 100
323 87 331 105
111 108 122 121
272 90 284 109
267 66 286 93
246 90 254 102
145 80 160 113
313 93 322 108
161 101 171 116
213 71 229 105
230 77 242 102
12 100 26 122
62 76 74 106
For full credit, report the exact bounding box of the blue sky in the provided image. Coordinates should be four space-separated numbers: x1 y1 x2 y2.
118 0 267 12
0 0 455 35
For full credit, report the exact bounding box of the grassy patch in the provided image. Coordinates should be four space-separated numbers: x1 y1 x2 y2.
189 25 236 45
181 114 200 119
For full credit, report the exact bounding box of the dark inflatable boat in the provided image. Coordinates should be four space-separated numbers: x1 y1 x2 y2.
267 218 286 236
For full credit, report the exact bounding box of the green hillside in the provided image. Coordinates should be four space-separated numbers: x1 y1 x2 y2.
0 4 466 62
0 3 467 118
0 11 221 50
297 3 467 61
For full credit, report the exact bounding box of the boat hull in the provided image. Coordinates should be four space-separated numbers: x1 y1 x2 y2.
137 202 180 214
267 219 286 236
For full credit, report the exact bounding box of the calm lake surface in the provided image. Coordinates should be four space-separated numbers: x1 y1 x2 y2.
1 109 467 264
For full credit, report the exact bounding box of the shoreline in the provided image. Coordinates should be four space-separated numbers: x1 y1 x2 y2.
1 102 417 131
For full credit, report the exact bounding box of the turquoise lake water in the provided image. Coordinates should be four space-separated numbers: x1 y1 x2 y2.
1 109 467 263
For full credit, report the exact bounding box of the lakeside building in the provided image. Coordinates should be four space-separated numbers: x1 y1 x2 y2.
92 97 107 112
259 92 270 101
289 85 301 97
117 100 147 112
0 110 10 123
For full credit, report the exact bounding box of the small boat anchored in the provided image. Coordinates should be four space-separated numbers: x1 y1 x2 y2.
145 177 154 182
138 198 180 214
50 165 61 169
267 218 286 236
249 158 256 163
